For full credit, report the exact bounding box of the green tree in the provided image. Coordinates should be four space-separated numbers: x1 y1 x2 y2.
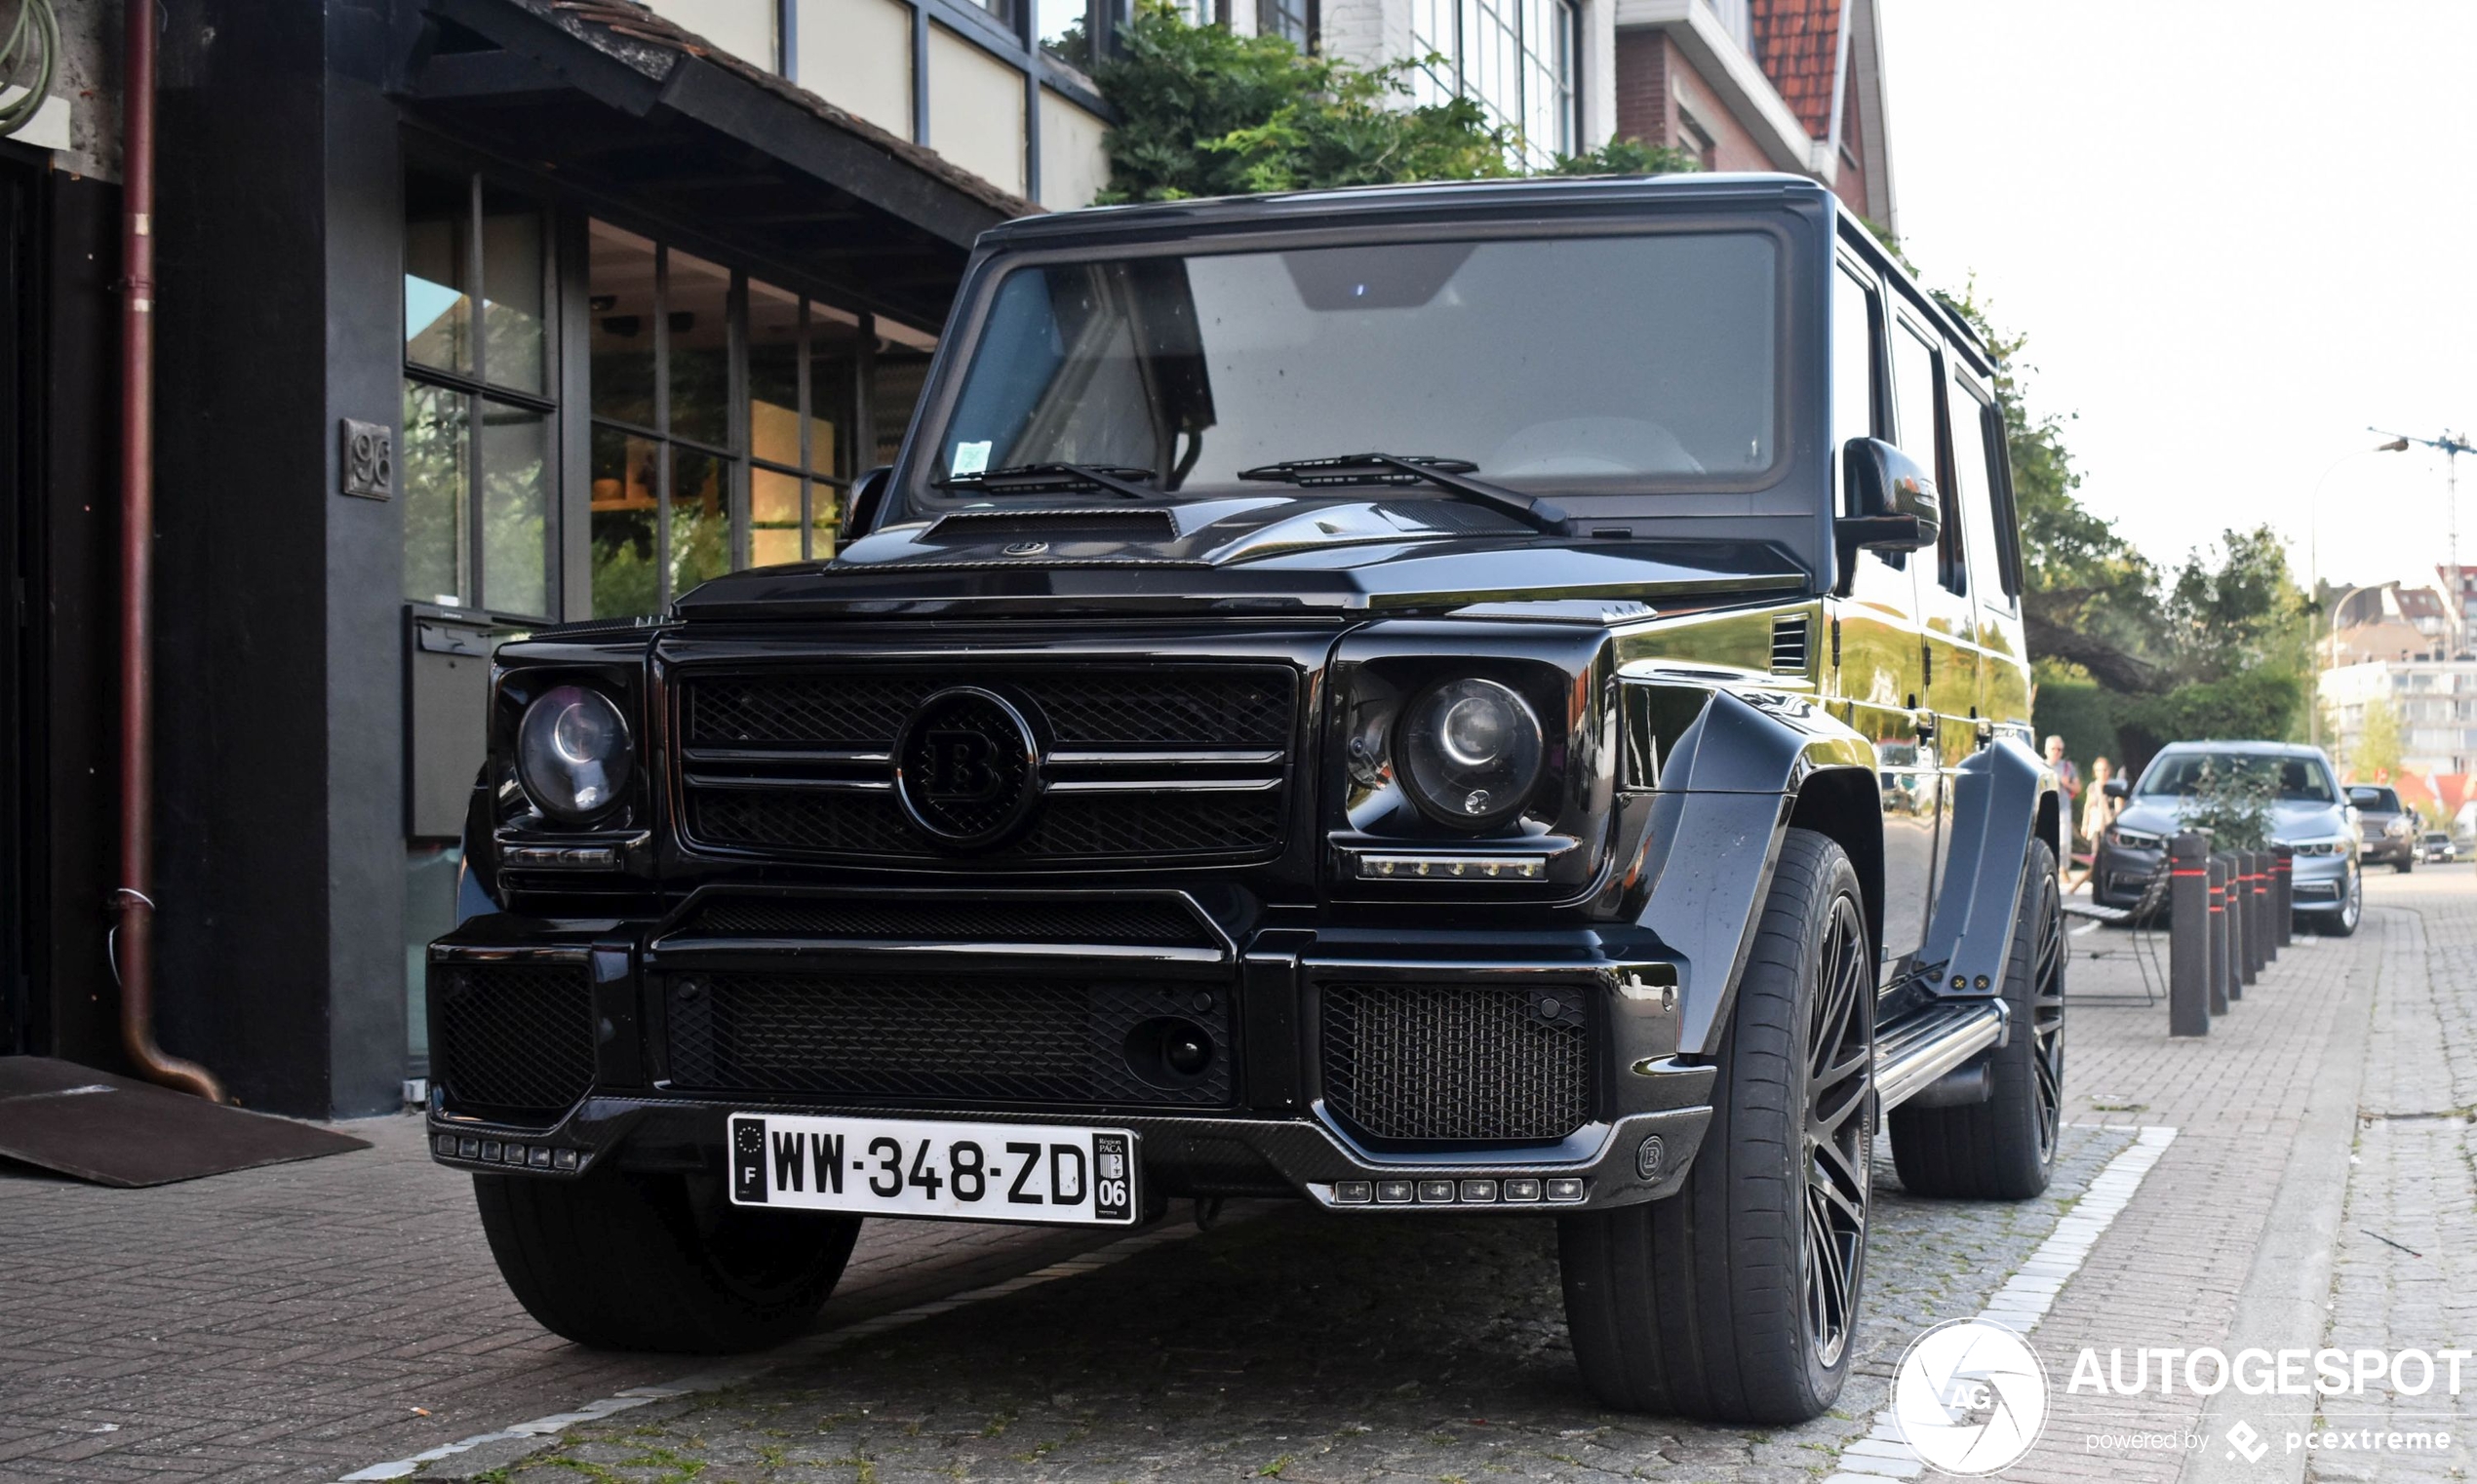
1093 2 1694 203
2354 695 2403 781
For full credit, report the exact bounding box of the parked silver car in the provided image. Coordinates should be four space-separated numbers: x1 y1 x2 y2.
2093 741 2362 936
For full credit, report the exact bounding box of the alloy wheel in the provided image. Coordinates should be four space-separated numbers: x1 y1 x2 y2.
2028 864 2065 1162
1802 894 1873 1369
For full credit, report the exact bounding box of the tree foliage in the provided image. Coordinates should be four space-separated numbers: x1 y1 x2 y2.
2353 696 2403 781
1093 2 1695 203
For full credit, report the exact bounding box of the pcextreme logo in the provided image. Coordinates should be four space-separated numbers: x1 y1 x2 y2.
1892 1318 2051 1475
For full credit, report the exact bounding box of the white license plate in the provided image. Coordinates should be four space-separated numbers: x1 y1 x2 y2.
728 1113 1140 1226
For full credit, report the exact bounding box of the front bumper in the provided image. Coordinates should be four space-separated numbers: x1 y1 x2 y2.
2093 841 2354 911
424 892 1716 1215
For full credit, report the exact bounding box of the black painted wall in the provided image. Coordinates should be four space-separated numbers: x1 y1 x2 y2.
153 0 408 1116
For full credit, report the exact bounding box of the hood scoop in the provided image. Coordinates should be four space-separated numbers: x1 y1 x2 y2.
924 507 1180 546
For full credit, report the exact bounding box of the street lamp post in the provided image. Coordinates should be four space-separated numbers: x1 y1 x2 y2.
2308 437 2411 748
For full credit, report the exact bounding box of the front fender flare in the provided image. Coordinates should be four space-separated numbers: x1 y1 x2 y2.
1624 684 1877 1056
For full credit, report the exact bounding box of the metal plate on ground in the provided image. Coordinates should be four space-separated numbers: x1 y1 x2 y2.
0 1057 370 1188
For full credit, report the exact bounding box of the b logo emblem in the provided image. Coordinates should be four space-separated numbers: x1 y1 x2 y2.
895 688 1038 846
922 729 1000 801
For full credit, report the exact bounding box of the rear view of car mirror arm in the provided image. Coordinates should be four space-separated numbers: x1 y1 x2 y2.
1836 437 1941 552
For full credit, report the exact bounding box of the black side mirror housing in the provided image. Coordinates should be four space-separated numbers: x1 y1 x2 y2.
1837 437 1942 552
2103 777 2130 801
843 466 893 542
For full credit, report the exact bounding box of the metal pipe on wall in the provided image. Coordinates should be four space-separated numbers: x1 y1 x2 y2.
115 0 225 1103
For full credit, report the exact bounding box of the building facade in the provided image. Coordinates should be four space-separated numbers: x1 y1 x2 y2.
1 0 1055 1115
2321 660 2477 782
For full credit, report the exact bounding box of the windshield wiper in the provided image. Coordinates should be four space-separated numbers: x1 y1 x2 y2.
934 463 1161 501
1235 452 1566 533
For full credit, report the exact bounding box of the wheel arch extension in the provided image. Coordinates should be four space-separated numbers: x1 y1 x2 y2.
1786 767 1886 966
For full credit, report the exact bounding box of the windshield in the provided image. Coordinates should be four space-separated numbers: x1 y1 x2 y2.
2348 786 2401 811
2140 753 2338 803
924 233 1779 499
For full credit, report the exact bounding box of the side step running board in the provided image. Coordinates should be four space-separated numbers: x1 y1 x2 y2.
1875 999 2008 1113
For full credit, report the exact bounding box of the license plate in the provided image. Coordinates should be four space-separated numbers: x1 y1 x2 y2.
728 1113 1140 1226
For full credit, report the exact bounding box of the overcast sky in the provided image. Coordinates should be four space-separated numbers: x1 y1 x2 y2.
1879 1 2477 598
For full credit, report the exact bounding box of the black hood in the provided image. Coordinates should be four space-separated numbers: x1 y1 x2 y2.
671 494 1810 621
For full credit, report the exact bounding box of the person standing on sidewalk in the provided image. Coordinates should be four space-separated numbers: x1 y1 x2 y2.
2066 756 2119 892
2046 735 2083 881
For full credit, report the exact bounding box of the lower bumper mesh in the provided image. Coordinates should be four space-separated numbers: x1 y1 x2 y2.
432 961 597 1123
1319 983 1592 1145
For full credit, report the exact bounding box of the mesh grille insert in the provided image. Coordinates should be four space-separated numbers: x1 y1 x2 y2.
433 961 596 1123
1320 984 1592 1144
678 898 1214 946
665 974 1233 1107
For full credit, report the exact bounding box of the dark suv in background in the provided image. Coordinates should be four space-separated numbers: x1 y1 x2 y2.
2348 784 2418 873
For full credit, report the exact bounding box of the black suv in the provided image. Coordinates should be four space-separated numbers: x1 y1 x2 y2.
429 175 2065 1425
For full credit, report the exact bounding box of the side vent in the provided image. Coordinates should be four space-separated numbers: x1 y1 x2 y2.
1770 613 1812 676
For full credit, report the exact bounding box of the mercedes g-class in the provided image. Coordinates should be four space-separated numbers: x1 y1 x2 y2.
430 174 2065 1424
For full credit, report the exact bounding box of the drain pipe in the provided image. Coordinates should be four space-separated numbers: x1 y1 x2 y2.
114 0 224 1104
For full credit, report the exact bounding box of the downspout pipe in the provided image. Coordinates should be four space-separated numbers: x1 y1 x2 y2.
115 0 225 1103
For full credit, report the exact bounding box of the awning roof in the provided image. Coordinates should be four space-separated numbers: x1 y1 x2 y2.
396 0 1040 328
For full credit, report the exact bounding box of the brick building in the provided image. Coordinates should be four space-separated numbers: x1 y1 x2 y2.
1613 0 1895 229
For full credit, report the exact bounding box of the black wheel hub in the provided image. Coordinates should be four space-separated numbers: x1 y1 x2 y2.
1802 895 1872 1368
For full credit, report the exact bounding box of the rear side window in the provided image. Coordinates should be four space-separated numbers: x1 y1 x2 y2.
1946 370 2013 614
1890 319 1963 597
1831 265 1879 456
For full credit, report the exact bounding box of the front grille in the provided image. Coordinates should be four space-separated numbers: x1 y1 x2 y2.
664 973 1234 1107
677 897 1214 947
433 961 597 1123
1320 984 1592 1145
678 666 1296 866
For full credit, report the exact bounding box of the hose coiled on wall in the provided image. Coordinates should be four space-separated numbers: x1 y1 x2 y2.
0 0 59 137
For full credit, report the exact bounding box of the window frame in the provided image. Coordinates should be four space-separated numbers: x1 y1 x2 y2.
1946 365 2017 616
401 166 564 623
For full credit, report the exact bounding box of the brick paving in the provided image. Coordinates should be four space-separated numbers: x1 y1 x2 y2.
6 870 2472 1483
0 1117 1129 1483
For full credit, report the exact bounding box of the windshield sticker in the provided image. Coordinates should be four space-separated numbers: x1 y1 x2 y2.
951 441 993 477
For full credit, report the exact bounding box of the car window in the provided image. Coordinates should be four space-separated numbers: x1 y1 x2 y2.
1947 370 2013 615
1833 264 1910 599
2349 786 2401 810
1889 319 1961 597
2143 753 2338 802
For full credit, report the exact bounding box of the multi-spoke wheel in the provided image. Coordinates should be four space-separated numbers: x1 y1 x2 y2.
1559 828 1872 1423
1889 838 2065 1200
1803 893 1873 1370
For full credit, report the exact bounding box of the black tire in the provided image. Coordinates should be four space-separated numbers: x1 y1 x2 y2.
1558 829 1873 1423
1888 839 2064 1201
2395 856 2414 875
2310 864 2363 938
475 1168 861 1352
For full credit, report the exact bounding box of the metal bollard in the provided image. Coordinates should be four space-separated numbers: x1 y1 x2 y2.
2169 832 2211 1035
2227 852 2250 999
2208 854 2231 1015
2249 846 2268 986
2272 845 2294 948
2251 849 2275 967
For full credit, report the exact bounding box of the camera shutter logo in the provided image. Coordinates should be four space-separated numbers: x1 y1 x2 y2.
894 687 1041 847
1891 1318 2050 1475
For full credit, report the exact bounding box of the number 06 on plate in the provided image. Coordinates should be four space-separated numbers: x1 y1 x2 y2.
729 1113 1141 1226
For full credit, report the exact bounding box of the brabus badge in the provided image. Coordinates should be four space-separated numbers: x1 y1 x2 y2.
1003 540 1049 556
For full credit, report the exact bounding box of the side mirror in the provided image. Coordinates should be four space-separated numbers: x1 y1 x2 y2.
843 466 893 542
2103 777 2130 801
1837 438 1942 552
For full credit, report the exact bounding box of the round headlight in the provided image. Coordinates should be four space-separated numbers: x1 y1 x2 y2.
1396 678 1544 829
516 684 633 823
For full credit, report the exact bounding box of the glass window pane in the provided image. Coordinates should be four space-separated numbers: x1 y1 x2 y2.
753 467 805 567
590 424 660 618
669 251 734 448
481 188 547 395
589 221 658 427
402 379 468 604
1038 0 1091 72
872 318 940 470
481 401 551 616
810 303 859 476
405 173 472 377
672 447 732 599
749 280 803 469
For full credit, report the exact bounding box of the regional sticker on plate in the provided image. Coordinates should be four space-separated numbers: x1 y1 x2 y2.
728 1113 1139 1226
